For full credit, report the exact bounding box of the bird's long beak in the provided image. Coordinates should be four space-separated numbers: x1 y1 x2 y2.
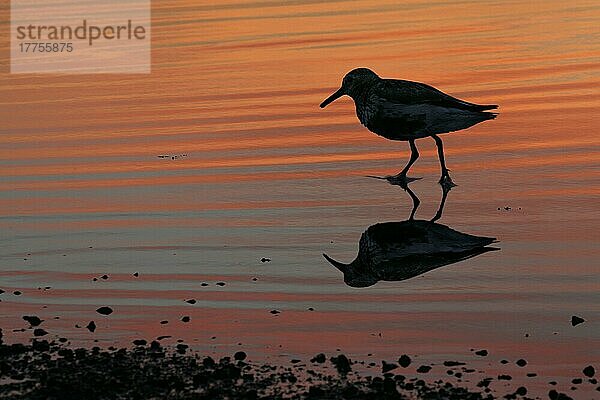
323 253 348 272
319 87 345 108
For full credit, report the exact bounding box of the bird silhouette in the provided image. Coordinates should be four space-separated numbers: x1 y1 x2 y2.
323 182 498 288
320 68 497 186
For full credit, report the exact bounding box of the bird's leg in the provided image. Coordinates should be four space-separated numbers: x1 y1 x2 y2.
432 135 455 187
395 139 419 182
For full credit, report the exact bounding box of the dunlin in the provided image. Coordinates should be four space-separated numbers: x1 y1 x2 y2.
320 68 497 185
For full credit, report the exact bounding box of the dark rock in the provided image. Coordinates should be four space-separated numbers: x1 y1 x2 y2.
571 378 582 384
234 351 247 361
516 358 527 367
14 291 22 295
23 315 43 327
160 320 168 324
201 283 208 286
571 315 585 326
185 299 196 304
330 354 351 375
501 359 509 364
33 328 47 337
270 310 280 314
398 354 411 368
101 274 108 280
416 365 431 373
96 306 113 315
311 353 326 363
86 321 96 332
527 373 537 377
475 349 488 356
382 361 397 373
260 258 271 262
216 282 226 286
498 374 512 380
133 339 147 346
181 316 190 323
443 361 465 367
583 365 595 377
133 272 139 277
515 386 527 396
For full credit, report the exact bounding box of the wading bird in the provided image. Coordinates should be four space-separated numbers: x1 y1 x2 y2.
320 68 497 185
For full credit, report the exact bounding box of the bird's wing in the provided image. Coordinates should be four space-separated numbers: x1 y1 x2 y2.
377 79 497 111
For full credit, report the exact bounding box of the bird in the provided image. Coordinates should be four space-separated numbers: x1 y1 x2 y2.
320 68 497 185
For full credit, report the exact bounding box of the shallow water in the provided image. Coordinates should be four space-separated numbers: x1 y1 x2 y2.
1 0 599 397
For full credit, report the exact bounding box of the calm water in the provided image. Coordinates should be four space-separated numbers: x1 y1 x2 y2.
1 0 599 397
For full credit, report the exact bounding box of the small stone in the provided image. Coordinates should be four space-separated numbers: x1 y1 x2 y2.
260 257 271 263
86 321 96 332
201 283 209 286
501 359 509 364
515 386 527 396
133 272 139 277
234 351 247 361
571 315 585 326
398 355 411 368
33 328 48 337
133 339 147 346
307 307 314 311
251 277 258 281
181 316 190 323
571 378 582 384
270 309 280 314
100 274 108 280
96 306 113 315
527 373 537 377
516 359 527 367
498 374 512 380
160 320 168 324
216 282 226 286
382 361 397 373
416 365 431 373
583 365 595 378
443 361 465 367
311 353 326 363
185 299 196 304
23 315 43 327
330 354 351 375
475 349 488 356
14 291 22 295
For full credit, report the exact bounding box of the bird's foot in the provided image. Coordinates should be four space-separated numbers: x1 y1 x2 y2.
387 173 421 188
366 173 421 188
439 172 456 188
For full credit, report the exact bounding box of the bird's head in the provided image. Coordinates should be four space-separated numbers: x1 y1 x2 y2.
320 68 379 108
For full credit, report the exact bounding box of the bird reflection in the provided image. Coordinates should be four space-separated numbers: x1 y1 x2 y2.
323 182 498 287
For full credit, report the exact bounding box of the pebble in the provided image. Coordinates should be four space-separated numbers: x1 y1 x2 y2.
96 306 113 315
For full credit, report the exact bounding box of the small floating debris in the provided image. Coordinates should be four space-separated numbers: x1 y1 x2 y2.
215 282 226 287
86 321 96 333
14 291 22 296
516 358 527 367
96 306 113 315
571 315 585 326
133 272 139 277
160 320 168 325
474 349 488 356
269 310 280 315
260 257 271 263
181 316 190 323
185 299 196 304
